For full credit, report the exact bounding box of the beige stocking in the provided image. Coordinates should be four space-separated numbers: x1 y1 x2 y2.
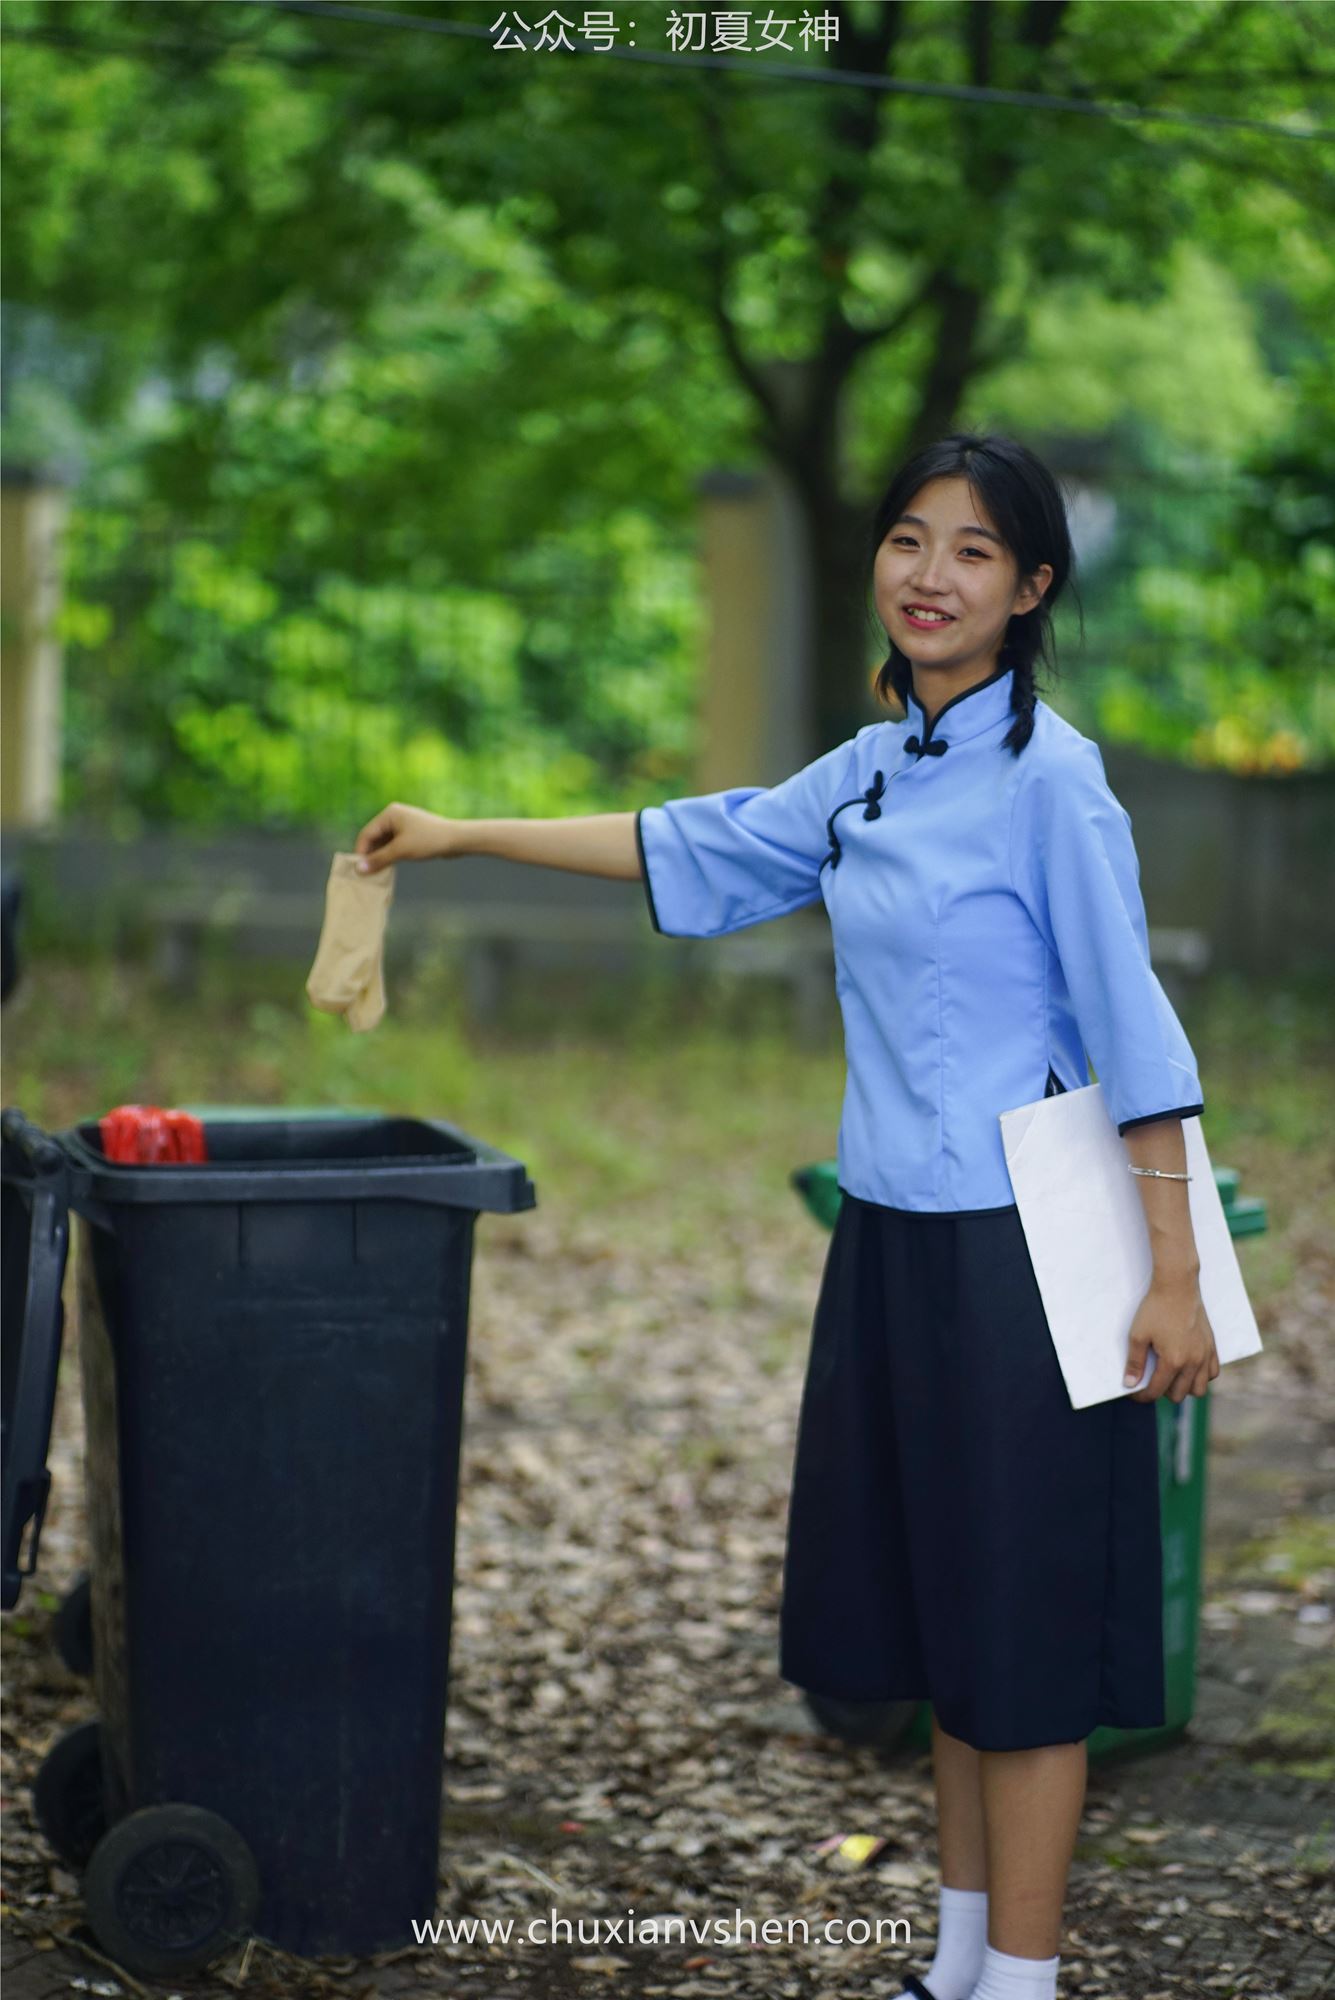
305 853 395 1033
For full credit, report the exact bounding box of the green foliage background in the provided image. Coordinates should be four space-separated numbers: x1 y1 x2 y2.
2 0 1332 831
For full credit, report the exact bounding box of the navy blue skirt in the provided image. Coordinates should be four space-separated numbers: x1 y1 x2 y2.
778 1189 1166 1752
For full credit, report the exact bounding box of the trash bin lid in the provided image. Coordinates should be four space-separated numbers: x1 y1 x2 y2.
57 1110 537 1215
1 1109 72 1611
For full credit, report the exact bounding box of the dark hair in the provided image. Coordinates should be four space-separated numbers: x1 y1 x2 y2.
864 431 1082 757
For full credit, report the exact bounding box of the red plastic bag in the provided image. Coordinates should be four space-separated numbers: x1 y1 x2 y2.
99 1105 208 1165
162 1109 208 1163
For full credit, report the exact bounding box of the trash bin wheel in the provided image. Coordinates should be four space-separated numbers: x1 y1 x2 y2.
54 1570 94 1677
32 1718 110 1869
82 1803 261 1978
803 1690 919 1751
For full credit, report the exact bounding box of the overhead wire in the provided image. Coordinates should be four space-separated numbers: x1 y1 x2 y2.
4 0 1331 140
261 0 1335 140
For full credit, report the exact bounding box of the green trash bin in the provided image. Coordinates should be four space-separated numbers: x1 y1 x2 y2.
789 1159 1266 1762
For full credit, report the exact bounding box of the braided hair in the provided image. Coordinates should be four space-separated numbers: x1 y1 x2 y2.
863 432 1083 759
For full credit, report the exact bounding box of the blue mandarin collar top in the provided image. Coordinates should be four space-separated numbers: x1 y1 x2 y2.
635 663 1204 1214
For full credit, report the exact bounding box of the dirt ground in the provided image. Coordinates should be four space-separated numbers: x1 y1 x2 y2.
3 1188 1333 2000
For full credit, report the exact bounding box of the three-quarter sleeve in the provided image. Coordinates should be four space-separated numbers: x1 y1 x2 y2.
636 732 864 939
1009 740 1205 1136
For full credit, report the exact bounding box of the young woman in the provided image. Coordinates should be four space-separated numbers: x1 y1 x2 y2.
354 431 1218 2000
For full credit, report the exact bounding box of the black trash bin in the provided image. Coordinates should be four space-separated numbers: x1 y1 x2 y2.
2 1105 536 1976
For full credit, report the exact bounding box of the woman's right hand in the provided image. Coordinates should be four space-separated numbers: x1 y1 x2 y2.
353 802 457 873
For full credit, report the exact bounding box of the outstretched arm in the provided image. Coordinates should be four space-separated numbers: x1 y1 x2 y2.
353 801 641 880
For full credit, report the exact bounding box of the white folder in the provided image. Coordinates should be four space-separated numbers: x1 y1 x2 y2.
999 1082 1263 1410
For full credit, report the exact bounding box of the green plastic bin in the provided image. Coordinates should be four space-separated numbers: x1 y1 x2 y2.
789 1159 1266 1761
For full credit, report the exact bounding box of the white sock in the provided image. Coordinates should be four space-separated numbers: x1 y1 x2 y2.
968 1941 1061 2000
890 1883 989 2000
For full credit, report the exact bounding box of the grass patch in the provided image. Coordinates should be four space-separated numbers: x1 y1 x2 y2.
1224 1516 1335 1591
1238 1659 1335 1772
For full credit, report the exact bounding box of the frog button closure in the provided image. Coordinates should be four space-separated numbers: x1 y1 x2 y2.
821 769 887 873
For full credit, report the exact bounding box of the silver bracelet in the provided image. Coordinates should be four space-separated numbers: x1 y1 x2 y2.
1128 1164 1192 1181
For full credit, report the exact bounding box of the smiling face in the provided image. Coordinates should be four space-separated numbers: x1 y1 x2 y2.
873 475 1052 701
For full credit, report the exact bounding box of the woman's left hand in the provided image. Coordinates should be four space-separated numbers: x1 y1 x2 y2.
1124 1272 1221 1403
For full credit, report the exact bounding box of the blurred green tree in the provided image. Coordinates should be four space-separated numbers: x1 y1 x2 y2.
2 0 1331 825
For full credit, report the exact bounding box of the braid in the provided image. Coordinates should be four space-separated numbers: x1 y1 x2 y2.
876 653 913 716
1000 650 1038 758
